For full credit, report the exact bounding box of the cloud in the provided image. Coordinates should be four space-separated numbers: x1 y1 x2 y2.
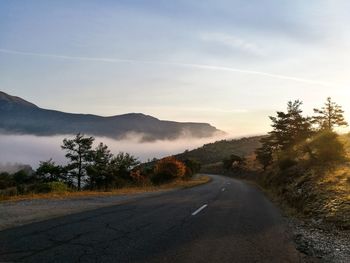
200 32 266 57
0 48 333 87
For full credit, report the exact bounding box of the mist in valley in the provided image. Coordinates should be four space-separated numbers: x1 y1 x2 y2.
0 133 227 170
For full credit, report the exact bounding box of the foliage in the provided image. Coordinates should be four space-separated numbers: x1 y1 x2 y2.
109 152 140 180
255 100 312 169
61 133 94 190
223 154 245 170
0 172 13 189
36 159 63 182
276 154 298 170
255 136 274 170
313 97 348 130
33 182 69 193
256 98 348 171
269 100 312 151
152 157 186 184
183 159 201 178
130 170 147 184
86 142 113 189
306 130 346 163
176 136 262 165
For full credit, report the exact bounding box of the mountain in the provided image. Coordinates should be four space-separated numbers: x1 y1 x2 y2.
0 91 222 141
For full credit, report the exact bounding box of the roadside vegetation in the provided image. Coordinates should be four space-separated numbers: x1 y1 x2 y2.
0 134 202 201
254 97 350 229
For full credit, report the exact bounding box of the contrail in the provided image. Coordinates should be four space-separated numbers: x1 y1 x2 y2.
0 48 332 87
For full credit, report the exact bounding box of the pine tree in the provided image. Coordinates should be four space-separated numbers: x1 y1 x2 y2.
87 142 113 189
313 97 348 130
269 100 312 150
61 133 94 190
255 100 312 169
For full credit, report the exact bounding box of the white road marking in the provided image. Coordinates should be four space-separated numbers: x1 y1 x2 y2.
222 188 225 192
192 204 208 216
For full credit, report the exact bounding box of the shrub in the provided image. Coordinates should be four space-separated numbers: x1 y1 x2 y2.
307 131 346 163
277 157 297 170
152 157 186 184
33 182 69 193
183 159 201 178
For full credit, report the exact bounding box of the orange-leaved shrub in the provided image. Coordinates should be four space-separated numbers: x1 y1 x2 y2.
152 157 186 184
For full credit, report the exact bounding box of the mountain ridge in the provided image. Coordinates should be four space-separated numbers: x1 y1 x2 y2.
0 91 223 141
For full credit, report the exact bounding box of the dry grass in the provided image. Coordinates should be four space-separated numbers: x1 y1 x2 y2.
1 175 211 202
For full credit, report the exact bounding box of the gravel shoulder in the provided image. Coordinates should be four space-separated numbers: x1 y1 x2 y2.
0 190 173 231
287 217 350 263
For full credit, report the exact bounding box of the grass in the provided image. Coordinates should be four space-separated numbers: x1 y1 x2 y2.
0 175 211 202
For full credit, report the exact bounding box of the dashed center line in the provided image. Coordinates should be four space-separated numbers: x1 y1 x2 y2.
191 204 208 216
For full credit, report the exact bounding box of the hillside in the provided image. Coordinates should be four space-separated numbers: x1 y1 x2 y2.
259 133 350 229
176 136 263 165
0 91 222 141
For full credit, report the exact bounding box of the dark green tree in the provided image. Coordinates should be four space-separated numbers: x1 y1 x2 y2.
183 159 201 178
87 142 113 189
109 152 140 180
255 100 312 169
269 100 312 150
313 97 348 130
13 170 30 194
36 159 62 182
61 133 94 190
255 136 274 170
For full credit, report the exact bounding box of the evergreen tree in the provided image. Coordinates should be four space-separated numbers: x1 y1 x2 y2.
255 136 274 170
36 159 62 182
109 152 140 180
255 100 312 169
269 100 312 150
313 97 348 130
61 133 94 190
87 142 113 189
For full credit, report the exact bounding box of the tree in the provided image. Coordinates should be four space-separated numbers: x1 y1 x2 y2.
255 136 274 170
109 152 140 180
313 97 348 130
13 170 30 194
61 133 94 190
269 100 312 150
183 159 201 178
36 159 62 182
255 100 312 169
87 142 113 189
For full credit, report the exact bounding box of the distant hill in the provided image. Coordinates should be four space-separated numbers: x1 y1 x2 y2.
0 91 222 141
176 136 263 165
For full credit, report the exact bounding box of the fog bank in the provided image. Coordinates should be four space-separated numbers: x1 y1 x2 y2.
0 133 228 168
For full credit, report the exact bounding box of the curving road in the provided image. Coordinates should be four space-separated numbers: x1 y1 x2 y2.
0 175 301 262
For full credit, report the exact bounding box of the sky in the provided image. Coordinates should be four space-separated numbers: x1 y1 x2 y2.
1 0 350 136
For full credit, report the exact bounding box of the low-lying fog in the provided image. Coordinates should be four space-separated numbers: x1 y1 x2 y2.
0 133 228 169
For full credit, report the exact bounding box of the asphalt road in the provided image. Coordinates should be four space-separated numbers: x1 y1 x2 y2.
0 175 301 263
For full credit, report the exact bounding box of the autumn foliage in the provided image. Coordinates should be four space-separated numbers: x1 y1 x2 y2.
152 157 186 184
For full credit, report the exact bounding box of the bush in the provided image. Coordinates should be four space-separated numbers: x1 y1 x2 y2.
183 159 201 178
0 172 13 189
277 157 298 170
152 157 186 184
307 131 346 163
33 182 69 193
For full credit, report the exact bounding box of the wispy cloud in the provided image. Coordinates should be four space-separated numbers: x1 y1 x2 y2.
0 48 333 87
200 32 266 57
